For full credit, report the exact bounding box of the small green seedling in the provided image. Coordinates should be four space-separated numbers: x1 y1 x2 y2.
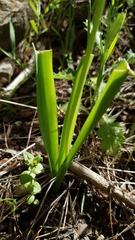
97 114 126 156
20 151 44 205
0 21 21 65
0 198 17 214
28 0 47 35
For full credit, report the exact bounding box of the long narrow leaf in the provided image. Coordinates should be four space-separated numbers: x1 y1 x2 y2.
105 13 125 56
28 0 38 17
57 55 93 167
36 50 59 177
105 13 126 62
96 13 126 92
67 60 132 163
56 59 135 190
9 21 16 58
58 0 106 169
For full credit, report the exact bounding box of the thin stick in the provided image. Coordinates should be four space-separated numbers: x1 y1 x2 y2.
106 220 135 240
26 110 37 147
0 99 37 110
0 143 35 170
69 161 135 209
2 56 35 97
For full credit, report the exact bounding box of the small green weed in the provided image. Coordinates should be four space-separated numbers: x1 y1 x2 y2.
20 151 44 205
0 198 17 214
97 114 126 156
28 0 47 35
0 22 23 67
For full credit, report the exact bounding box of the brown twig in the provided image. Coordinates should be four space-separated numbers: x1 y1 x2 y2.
69 161 135 209
34 137 135 209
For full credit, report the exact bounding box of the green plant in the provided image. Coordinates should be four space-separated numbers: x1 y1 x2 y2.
97 114 126 156
127 0 134 8
29 0 67 37
0 198 17 214
29 0 47 35
0 21 23 67
34 0 135 191
20 151 44 204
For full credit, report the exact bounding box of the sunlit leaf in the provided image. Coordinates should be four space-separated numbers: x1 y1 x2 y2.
97 114 125 156
29 163 44 175
27 195 35 205
32 181 42 194
30 20 38 34
35 50 59 177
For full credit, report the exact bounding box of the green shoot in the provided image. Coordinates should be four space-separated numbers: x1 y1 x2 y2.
28 0 47 35
0 21 24 67
36 50 59 177
34 0 135 191
0 198 17 214
9 21 16 59
20 151 44 205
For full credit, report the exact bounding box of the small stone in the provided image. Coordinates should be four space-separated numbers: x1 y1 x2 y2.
0 60 13 81
97 234 105 240
77 223 89 237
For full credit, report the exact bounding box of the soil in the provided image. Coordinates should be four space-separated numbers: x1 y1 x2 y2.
0 1 135 240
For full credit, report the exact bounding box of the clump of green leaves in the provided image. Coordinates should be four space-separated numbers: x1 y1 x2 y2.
20 151 44 205
34 0 135 192
28 0 47 35
127 0 134 9
97 114 126 156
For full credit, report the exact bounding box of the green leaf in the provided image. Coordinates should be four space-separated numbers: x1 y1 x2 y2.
33 199 40 205
56 59 134 189
55 0 106 190
30 20 38 34
97 114 125 156
24 180 41 195
53 71 74 80
0 48 14 59
125 49 135 64
24 181 33 192
35 50 59 177
31 181 42 194
57 1 105 177
29 163 44 175
28 0 38 17
9 21 16 58
33 155 43 164
20 171 34 185
27 195 35 205
23 151 34 165
105 13 126 61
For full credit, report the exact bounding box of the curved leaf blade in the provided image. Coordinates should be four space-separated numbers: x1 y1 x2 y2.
36 50 59 177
